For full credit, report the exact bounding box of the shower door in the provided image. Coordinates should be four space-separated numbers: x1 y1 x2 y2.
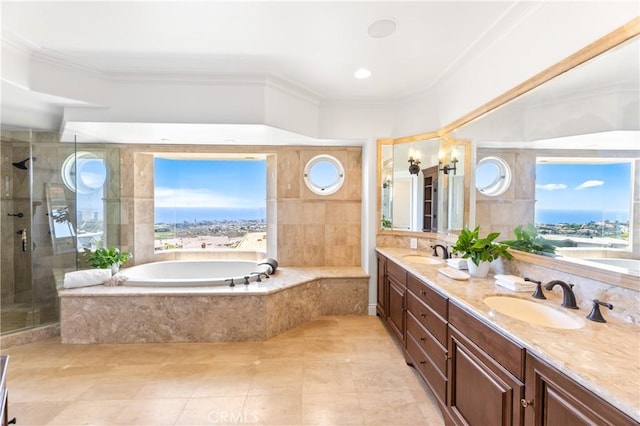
1 131 76 335
1 131 35 334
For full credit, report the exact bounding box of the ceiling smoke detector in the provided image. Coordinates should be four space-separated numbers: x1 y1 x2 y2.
367 18 397 39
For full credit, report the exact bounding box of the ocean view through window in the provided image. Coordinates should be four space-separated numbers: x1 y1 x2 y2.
154 156 267 252
535 159 632 251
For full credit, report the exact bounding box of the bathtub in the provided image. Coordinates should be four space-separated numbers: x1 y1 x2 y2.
117 259 274 287
584 258 640 274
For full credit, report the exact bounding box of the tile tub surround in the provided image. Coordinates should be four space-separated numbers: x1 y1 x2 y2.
377 247 640 422
58 267 368 344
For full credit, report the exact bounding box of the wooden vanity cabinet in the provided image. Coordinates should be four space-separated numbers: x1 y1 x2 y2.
524 353 636 426
375 253 634 426
405 273 449 406
447 302 525 426
376 253 387 318
386 259 407 344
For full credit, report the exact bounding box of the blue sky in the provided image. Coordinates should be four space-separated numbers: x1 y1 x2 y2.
154 158 266 209
535 162 631 212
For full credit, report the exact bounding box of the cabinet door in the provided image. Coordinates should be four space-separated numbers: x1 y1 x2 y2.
448 326 524 426
387 278 405 344
376 253 386 317
524 353 636 426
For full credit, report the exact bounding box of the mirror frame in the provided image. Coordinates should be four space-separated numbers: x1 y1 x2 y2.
377 17 640 289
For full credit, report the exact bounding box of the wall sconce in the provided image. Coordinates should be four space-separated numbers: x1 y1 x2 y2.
439 157 458 175
408 156 421 175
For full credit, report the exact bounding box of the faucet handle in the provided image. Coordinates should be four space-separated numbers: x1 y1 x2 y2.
586 299 614 323
225 278 235 287
525 277 546 299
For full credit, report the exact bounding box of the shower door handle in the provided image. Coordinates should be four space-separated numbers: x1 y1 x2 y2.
17 229 27 252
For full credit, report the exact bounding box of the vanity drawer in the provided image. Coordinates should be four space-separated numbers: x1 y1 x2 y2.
407 291 447 346
407 332 447 405
387 260 407 286
407 311 448 375
449 301 525 380
407 274 448 318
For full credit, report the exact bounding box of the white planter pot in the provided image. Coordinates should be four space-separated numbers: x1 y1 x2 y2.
467 261 491 277
109 263 121 274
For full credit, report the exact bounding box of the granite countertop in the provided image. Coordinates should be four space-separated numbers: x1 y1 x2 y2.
58 266 368 297
377 247 640 422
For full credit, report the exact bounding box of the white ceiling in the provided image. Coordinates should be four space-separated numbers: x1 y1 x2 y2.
1 1 514 101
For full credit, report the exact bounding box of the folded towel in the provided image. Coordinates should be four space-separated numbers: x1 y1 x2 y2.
495 279 537 292
447 258 468 270
63 269 112 289
494 274 526 285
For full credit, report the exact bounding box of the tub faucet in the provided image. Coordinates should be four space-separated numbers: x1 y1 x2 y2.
544 280 578 309
431 244 449 259
251 272 269 282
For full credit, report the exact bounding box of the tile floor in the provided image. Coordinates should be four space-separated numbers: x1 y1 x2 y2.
2 315 444 425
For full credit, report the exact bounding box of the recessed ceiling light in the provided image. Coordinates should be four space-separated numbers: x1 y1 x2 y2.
368 18 397 39
354 68 372 79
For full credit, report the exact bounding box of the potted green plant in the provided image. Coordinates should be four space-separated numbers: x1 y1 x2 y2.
451 226 513 277
85 247 132 274
501 224 556 255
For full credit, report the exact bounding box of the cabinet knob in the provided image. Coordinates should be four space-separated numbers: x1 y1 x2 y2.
445 354 450 361
420 313 426 318
420 337 426 342
520 399 533 408
420 290 426 296
419 360 426 365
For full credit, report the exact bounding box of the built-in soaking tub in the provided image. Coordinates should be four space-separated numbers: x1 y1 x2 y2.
117 259 276 287
58 261 369 344
584 258 640 274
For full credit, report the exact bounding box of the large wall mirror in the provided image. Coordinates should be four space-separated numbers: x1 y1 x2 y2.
452 32 639 285
378 20 639 288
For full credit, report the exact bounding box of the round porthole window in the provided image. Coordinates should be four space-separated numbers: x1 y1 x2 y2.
303 155 345 196
61 151 107 194
475 156 512 196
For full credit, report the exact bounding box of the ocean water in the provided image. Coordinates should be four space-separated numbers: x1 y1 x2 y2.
535 209 629 225
155 207 266 223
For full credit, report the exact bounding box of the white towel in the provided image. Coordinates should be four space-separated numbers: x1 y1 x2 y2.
447 258 468 270
63 269 112 289
494 274 526 285
495 278 537 292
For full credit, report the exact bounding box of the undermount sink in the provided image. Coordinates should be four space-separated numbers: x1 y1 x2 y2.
484 296 585 329
402 255 443 265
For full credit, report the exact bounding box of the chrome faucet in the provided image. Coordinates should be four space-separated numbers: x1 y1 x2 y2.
544 280 578 309
431 244 449 259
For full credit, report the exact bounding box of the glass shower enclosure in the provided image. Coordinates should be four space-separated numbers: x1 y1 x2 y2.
1 130 120 336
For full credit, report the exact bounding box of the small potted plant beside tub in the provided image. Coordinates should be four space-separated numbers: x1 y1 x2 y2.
451 226 512 277
86 247 132 274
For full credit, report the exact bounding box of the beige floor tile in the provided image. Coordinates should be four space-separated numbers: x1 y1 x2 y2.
46 399 130 425
357 390 429 425
192 374 252 397
174 396 247 425
242 392 302 425
4 316 444 426
249 358 303 393
8 401 71 426
303 360 357 394
113 398 189 425
302 392 365 425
